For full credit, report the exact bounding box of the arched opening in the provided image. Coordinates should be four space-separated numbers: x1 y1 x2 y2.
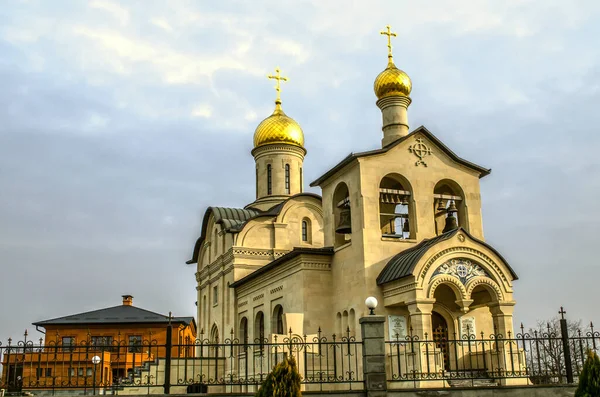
333 182 351 247
255 311 265 343
301 218 311 243
202 295 207 329
433 284 461 312
379 174 414 239
471 285 495 308
239 317 248 346
431 312 450 371
267 164 272 195
272 305 284 334
336 312 342 336
349 309 356 336
342 310 349 334
210 324 219 343
433 179 467 235
285 164 290 194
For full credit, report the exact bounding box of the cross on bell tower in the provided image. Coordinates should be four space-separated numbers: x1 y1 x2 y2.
380 24 397 60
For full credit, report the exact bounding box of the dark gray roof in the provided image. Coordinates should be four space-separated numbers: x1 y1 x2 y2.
376 227 518 285
310 126 491 187
187 193 322 264
230 247 334 288
33 305 195 327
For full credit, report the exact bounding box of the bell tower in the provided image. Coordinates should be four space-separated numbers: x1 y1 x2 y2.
250 68 306 211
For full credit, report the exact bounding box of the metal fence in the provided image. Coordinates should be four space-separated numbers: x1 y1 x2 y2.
386 317 600 387
0 328 362 395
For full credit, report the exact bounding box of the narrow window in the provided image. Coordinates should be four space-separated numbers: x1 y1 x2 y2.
62 336 75 352
285 164 290 194
213 285 218 305
267 164 272 195
302 220 308 242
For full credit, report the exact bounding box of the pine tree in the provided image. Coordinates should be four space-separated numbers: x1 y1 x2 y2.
575 350 600 397
255 356 302 397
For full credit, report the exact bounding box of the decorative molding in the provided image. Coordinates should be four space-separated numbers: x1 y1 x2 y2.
238 300 248 308
270 285 283 294
465 276 504 301
383 282 419 298
428 275 468 300
420 247 510 287
253 293 264 301
432 258 490 285
302 262 331 271
408 137 432 167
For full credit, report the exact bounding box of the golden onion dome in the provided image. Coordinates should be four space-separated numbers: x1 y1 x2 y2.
253 102 304 149
374 58 412 99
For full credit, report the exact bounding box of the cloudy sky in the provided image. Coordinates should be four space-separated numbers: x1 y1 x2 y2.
1 0 600 341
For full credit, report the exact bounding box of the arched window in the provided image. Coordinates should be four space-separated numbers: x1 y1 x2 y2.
349 309 356 336
433 179 466 235
240 317 248 345
336 312 342 336
379 174 413 239
342 310 349 334
333 182 351 247
272 305 284 334
285 164 290 194
255 311 265 343
213 229 218 257
267 165 272 195
301 218 311 243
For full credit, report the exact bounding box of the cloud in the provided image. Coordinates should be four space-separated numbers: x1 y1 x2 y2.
150 18 173 32
89 0 129 25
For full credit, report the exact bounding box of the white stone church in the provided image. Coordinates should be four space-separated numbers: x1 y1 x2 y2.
187 28 518 362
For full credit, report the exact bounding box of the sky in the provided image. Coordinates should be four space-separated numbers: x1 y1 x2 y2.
1 0 600 342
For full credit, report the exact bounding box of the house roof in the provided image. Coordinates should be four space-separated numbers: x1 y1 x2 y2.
33 305 195 327
310 126 491 187
229 246 334 288
186 193 322 265
376 227 518 285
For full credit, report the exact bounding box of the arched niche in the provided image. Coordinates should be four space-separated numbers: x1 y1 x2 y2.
379 173 414 239
332 182 351 247
433 179 468 235
239 317 248 344
301 217 312 244
254 311 265 343
272 305 284 334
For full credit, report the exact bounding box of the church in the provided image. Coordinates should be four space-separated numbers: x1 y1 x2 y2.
187 25 518 362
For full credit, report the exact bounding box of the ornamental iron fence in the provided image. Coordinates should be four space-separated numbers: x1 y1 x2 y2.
0 309 598 395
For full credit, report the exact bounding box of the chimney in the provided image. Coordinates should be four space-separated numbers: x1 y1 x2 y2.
122 295 133 306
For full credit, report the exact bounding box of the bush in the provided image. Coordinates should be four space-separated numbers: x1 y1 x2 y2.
255 356 302 397
575 350 600 397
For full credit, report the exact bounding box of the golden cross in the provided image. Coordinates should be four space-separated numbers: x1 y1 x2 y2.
267 67 288 104
380 24 397 58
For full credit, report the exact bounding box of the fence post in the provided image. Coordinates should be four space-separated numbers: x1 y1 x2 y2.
360 315 387 397
559 307 574 384
164 313 173 394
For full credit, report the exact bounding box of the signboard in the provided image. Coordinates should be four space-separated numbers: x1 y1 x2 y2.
459 316 476 337
388 315 408 339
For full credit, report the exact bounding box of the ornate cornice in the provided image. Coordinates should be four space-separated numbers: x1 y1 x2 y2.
382 282 418 298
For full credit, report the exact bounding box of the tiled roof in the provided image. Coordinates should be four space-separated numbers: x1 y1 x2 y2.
33 305 194 327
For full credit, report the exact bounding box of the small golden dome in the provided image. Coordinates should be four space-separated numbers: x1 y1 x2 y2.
374 59 412 99
253 103 304 149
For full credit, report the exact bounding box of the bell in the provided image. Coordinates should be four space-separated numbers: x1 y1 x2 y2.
437 199 446 212
402 217 410 233
401 196 409 206
442 211 458 233
447 200 458 213
335 207 352 234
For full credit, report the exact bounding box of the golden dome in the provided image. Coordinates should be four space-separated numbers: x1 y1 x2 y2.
374 59 412 99
253 103 304 149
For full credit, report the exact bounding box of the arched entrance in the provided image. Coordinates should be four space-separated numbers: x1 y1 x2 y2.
432 312 450 371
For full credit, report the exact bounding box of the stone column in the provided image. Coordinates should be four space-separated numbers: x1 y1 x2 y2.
489 301 525 385
360 315 387 397
406 299 435 339
376 95 411 147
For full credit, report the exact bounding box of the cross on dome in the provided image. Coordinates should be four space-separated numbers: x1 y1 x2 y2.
380 24 397 59
267 67 288 105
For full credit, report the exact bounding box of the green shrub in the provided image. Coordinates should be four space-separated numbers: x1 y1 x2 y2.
575 350 600 397
255 356 302 397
